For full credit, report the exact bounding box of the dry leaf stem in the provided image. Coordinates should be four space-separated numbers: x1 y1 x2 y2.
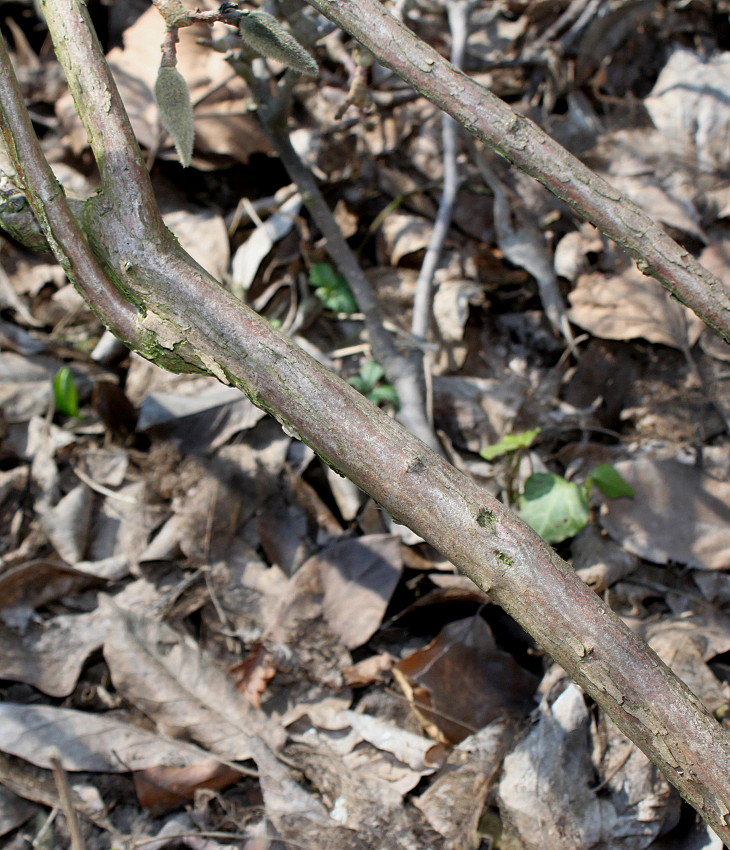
1 1 729 842
303 0 730 345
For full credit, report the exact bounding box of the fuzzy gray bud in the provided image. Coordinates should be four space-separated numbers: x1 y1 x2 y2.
154 65 195 167
238 11 318 76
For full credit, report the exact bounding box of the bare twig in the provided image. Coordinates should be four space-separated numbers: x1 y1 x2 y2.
224 38 441 452
410 0 474 343
303 0 730 345
49 750 86 850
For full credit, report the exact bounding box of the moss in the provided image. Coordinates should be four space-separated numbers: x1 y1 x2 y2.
477 509 496 533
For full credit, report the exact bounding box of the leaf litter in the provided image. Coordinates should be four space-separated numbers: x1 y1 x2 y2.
0 1 729 848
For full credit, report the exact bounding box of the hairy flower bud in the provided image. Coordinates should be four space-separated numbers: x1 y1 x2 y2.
238 11 318 76
154 65 195 167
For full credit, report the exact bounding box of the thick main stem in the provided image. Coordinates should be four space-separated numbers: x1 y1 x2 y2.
2 1 729 842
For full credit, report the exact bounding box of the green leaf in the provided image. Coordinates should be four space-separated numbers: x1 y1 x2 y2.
590 463 635 499
367 383 399 408
358 359 385 391
348 360 399 408
480 428 541 461
517 473 589 544
309 263 358 314
53 367 79 418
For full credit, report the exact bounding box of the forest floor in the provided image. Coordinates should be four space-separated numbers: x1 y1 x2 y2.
0 0 729 848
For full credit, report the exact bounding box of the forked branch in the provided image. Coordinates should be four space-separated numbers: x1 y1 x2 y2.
0 0 728 841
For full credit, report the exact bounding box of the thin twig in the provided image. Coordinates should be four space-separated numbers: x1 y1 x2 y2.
49 750 86 850
225 51 442 452
410 0 474 344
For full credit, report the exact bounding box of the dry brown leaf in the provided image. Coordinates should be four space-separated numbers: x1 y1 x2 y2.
591 711 680 848
285 711 434 826
266 534 401 656
432 374 528 452
645 48 730 172
0 578 163 696
638 616 730 712
0 353 59 422
394 616 537 745
342 653 395 688
257 492 315 576
136 384 266 452
230 194 302 294
134 760 242 814
599 458 730 570
304 534 402 650
415 719 515 849
230 644 277 709
571 525 639 594
608 173 705 242
40 483 94 564
380 212 433 265
0 786 34 838
0 704 220 773
0 613 104 697
100 595 285 760
498 685 600 850
568 265 704 348
0 561 102 613
433 280 483 343
162 206 230 282
554 225 604 283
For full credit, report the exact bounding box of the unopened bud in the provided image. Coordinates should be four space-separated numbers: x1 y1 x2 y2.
154 66 195 167
238 11 318 76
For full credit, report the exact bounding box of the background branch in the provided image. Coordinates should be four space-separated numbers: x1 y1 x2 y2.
304 0 730 345
227 50 441 452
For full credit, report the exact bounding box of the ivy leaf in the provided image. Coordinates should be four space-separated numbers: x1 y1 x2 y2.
517 473 589 544
309 263 357 314
366 383 399 408
590 463 635 499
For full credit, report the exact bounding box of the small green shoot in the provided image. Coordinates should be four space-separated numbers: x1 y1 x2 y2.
480 427 541 461
348 360 399 408
517 464 633 544
309 262 358 314
53 366 79 417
